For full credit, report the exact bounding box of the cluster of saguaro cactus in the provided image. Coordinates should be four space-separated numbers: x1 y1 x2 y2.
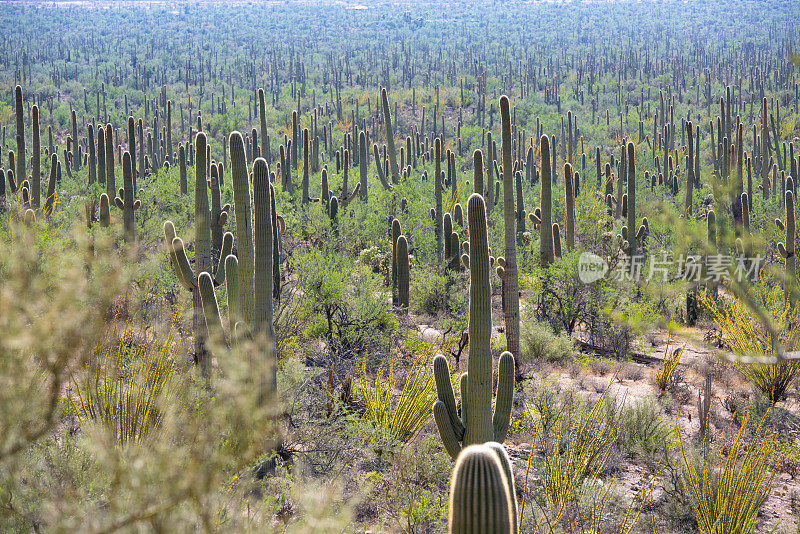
433 192 515 459
164 132 233 374
199 132 277 394
447 442 517 534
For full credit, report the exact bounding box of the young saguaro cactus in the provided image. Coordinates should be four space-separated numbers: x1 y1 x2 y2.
433 193 515 459
114 152 140 242
448 443 515 534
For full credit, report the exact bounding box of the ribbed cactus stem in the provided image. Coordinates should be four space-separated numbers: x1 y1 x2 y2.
230 132 255 326
626 142 637 262
500 96 520 366
105 122 115 199
381 87 400 183
564 162 575 250
397 234 409 312
448 444 514 534
14 86 26 186
433 193 515 459
179 144 187 195
392 219 402 304
114 151 140 242
539 135 554 266
435 137 443 262
195 132 212 274
31 105 40 208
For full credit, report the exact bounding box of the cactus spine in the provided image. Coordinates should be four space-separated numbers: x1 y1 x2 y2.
433 193 515 459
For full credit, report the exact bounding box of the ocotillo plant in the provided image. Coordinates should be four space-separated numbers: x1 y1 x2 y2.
432 193 514 459
447 443 515 534
499 96 520 367
114 152 140 242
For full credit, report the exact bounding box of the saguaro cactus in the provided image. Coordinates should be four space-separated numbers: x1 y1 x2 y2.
499 96 520 367
14 86 25 188
397 234 410 312
214 133 277 392
532 135 554 266
564 162 575 250
447 443 515 534
31 104 41 208
433 193 515 459
777 185 797 303
381 87 400 183
114 152 140 242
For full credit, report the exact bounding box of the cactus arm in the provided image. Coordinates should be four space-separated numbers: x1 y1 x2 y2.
433 401 462 460
225 254 240 327
213 232 234 286
433 355 465 440
199 272 229 350
171 237 197 291
492 351 515 444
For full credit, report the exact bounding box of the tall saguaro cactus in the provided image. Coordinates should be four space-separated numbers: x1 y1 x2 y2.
432 193 515 459
220 132 277 391
31 104 41 208
381 87 400 184
14 86 26 188
534 135 554 266
499 96 520 367
777 186 797 304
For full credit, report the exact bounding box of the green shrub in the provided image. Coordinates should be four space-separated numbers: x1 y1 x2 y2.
520 317 575 363
410 267 465 317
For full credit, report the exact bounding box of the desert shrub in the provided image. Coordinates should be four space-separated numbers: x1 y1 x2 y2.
615 399 672 460
520 317 575 363
704 288 800 403
410 266 465 317
678 412 777 534
297 247 397 361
